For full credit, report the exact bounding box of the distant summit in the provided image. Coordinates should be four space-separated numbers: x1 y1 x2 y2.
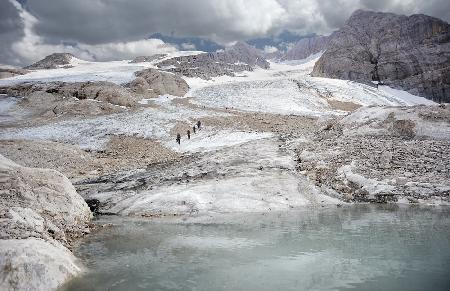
282 35 330 61
247 30 315 52
25 53 75 70
156 41 269 79
149 33 224 52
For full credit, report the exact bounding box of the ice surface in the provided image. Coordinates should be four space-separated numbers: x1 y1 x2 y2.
167 130 273 153
186 56 435 116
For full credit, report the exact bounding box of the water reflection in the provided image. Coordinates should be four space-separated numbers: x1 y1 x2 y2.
61 205 450 291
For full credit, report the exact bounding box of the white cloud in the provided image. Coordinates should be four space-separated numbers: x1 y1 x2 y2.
181 43 196 50
264 45 279 53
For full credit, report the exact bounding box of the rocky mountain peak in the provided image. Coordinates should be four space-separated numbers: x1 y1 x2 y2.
25 53 76 70
282 35 330 61
312 10 450 102
224 41 269 69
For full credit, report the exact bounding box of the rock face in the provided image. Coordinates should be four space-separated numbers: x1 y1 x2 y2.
312 10 450 103
156 42 270 79
0 154 92 290
127 68 189 97
282 35 329 60
24 53 75 70
3 81 137 107
0 65 29 79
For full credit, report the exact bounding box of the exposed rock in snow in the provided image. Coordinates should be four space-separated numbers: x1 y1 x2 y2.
282 35 329 61
340 105 450 140
24 53 76 70
296 105 450 204
156 42 269 79
127 68 189 98
0 94 125 128
3 81 137 107
312 10 450 103
0 154 91 290
129 54 167 63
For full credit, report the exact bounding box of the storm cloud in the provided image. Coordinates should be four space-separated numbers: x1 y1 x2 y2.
1 0 449 66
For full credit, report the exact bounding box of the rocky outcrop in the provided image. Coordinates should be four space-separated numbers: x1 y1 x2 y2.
129 54 167 63
156 42 270 79
312 10 450 103
24 53 75 70
0 154 92 290
282 35 329 60
296 105 450 203
3 81 137 107
126 68 189 97
0 65 29 79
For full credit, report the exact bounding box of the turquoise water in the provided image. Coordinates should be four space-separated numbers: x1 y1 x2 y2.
61 205 450 291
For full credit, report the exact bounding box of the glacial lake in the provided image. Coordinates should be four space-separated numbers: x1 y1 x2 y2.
60 205 450 291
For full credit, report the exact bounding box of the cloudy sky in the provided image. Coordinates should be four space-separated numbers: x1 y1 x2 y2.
1 0 449 66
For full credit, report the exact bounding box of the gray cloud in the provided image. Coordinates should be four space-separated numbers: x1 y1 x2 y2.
0 0 25 65
27 0 285 45
1 0 449 66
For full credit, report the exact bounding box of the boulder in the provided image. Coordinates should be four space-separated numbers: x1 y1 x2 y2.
0 154 92 290
0 238 82 291
127 68 189 97
312 10 450 103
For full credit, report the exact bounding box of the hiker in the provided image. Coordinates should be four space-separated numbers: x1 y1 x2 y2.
197 120 201 130
176 133 181 145
187 130 191 139
193 125 196 134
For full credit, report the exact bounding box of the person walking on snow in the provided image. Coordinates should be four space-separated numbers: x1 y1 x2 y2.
197 120 201 130
193 125 196 134
187 130 191 139
176 133 181 145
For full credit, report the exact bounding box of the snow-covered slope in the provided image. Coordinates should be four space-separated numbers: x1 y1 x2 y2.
186 56 434 116
0 51 203 86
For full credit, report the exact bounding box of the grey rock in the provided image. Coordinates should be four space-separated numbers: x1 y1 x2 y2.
24 53 75 70
0 154 91 245
4 81 137 107
282 35 330 60
156 42 270 79
296 105 450 203
0 154 92 291
127 68 189 97
129 54 167 63
312 10 450 102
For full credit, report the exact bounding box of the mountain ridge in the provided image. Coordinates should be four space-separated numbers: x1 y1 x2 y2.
312 9 450 102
